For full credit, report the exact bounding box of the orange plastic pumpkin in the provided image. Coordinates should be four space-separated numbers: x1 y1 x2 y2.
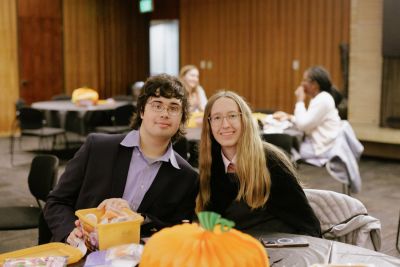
140 212 269 267
71 87 99 106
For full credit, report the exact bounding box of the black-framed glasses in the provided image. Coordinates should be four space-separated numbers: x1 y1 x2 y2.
148 101 182 116
208 112 242 127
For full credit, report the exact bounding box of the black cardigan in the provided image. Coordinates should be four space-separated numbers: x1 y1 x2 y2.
205 146 321 237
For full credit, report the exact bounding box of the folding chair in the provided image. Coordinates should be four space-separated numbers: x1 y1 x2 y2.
10 107 67 165
0 155 59 230
95 104 137 134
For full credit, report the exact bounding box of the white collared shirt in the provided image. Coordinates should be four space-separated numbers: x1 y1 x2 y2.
221 151 237 173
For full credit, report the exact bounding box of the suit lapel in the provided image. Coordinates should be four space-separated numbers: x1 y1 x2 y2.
138 162 177 212
110 144 133 197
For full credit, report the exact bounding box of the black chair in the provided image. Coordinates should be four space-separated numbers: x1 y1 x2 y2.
10 107 68 165
261 133 294 156
10 99 27 145
95 104 137 134
0 155 59 230
84 110 113 134
112 95 133 101
38 211 52 244
64 109 112 137
15 98 27 111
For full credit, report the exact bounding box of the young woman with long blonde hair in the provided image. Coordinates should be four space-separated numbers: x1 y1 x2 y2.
196 91 321 237
179 65 207 112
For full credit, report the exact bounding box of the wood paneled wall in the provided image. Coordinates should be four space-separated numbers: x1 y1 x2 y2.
0 0 18 136
180 0 350 112
63 0 149 98
152 0 179 20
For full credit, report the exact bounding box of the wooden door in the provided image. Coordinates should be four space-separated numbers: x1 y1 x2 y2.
17 0 63 104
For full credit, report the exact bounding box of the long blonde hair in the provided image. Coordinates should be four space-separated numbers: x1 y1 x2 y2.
179 65 199 93
197 91 272 211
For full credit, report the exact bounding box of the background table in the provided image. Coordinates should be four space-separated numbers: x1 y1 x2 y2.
32 100 130 113
32 100 130 134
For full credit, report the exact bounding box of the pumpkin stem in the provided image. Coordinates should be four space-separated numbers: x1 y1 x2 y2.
197 211 235 232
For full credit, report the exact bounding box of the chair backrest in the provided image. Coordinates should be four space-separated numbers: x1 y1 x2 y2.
15 98 27 113
18 107 44 130
28 155 59 204
84 110 113 134
261 133 293 155
64 111 82 134
114 104 137 126
304 189 381 251
112 95 133 101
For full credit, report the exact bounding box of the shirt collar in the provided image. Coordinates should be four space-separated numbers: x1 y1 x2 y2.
221 150 237 173
121 130 180 169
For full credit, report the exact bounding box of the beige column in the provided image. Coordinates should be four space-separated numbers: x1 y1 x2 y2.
349 0 400 144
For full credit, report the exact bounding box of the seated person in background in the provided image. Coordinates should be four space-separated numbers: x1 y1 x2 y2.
273 66 342 165
180 65 207 112
196 90 321 237
44 74 199 243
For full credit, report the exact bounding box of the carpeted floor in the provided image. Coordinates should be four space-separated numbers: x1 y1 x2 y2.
0 135 399 258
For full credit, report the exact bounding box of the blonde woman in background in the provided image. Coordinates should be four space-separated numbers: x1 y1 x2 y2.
196 90 321 237
180 65 207 112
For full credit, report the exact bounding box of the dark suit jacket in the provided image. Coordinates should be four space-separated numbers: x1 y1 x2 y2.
44 133 199 242
205 144 321 237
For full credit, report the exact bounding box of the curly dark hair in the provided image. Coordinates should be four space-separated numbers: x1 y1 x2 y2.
130 74 189 142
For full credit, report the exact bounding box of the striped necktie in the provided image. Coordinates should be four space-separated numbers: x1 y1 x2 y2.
227 163 236 173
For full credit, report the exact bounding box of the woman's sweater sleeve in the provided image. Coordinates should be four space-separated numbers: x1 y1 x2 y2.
267 156 322 237
294 92 334 133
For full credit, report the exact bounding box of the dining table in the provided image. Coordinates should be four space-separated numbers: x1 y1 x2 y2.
32 99 130 135
252 232 400 267
68 232 400 267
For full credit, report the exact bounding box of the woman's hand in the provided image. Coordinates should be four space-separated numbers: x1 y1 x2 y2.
97 198 130 211
295 85 306 102
273 111 290 121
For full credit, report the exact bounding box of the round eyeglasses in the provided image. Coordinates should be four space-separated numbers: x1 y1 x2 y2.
148 101 182 116
208 112 242 127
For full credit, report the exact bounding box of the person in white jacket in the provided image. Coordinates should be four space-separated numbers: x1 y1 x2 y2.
274 66 342 165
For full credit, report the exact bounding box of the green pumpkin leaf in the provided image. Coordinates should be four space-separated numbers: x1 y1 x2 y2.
197 211 235 232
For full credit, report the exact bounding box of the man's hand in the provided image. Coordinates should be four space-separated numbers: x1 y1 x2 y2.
66 220 83 246
97 198 130 211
